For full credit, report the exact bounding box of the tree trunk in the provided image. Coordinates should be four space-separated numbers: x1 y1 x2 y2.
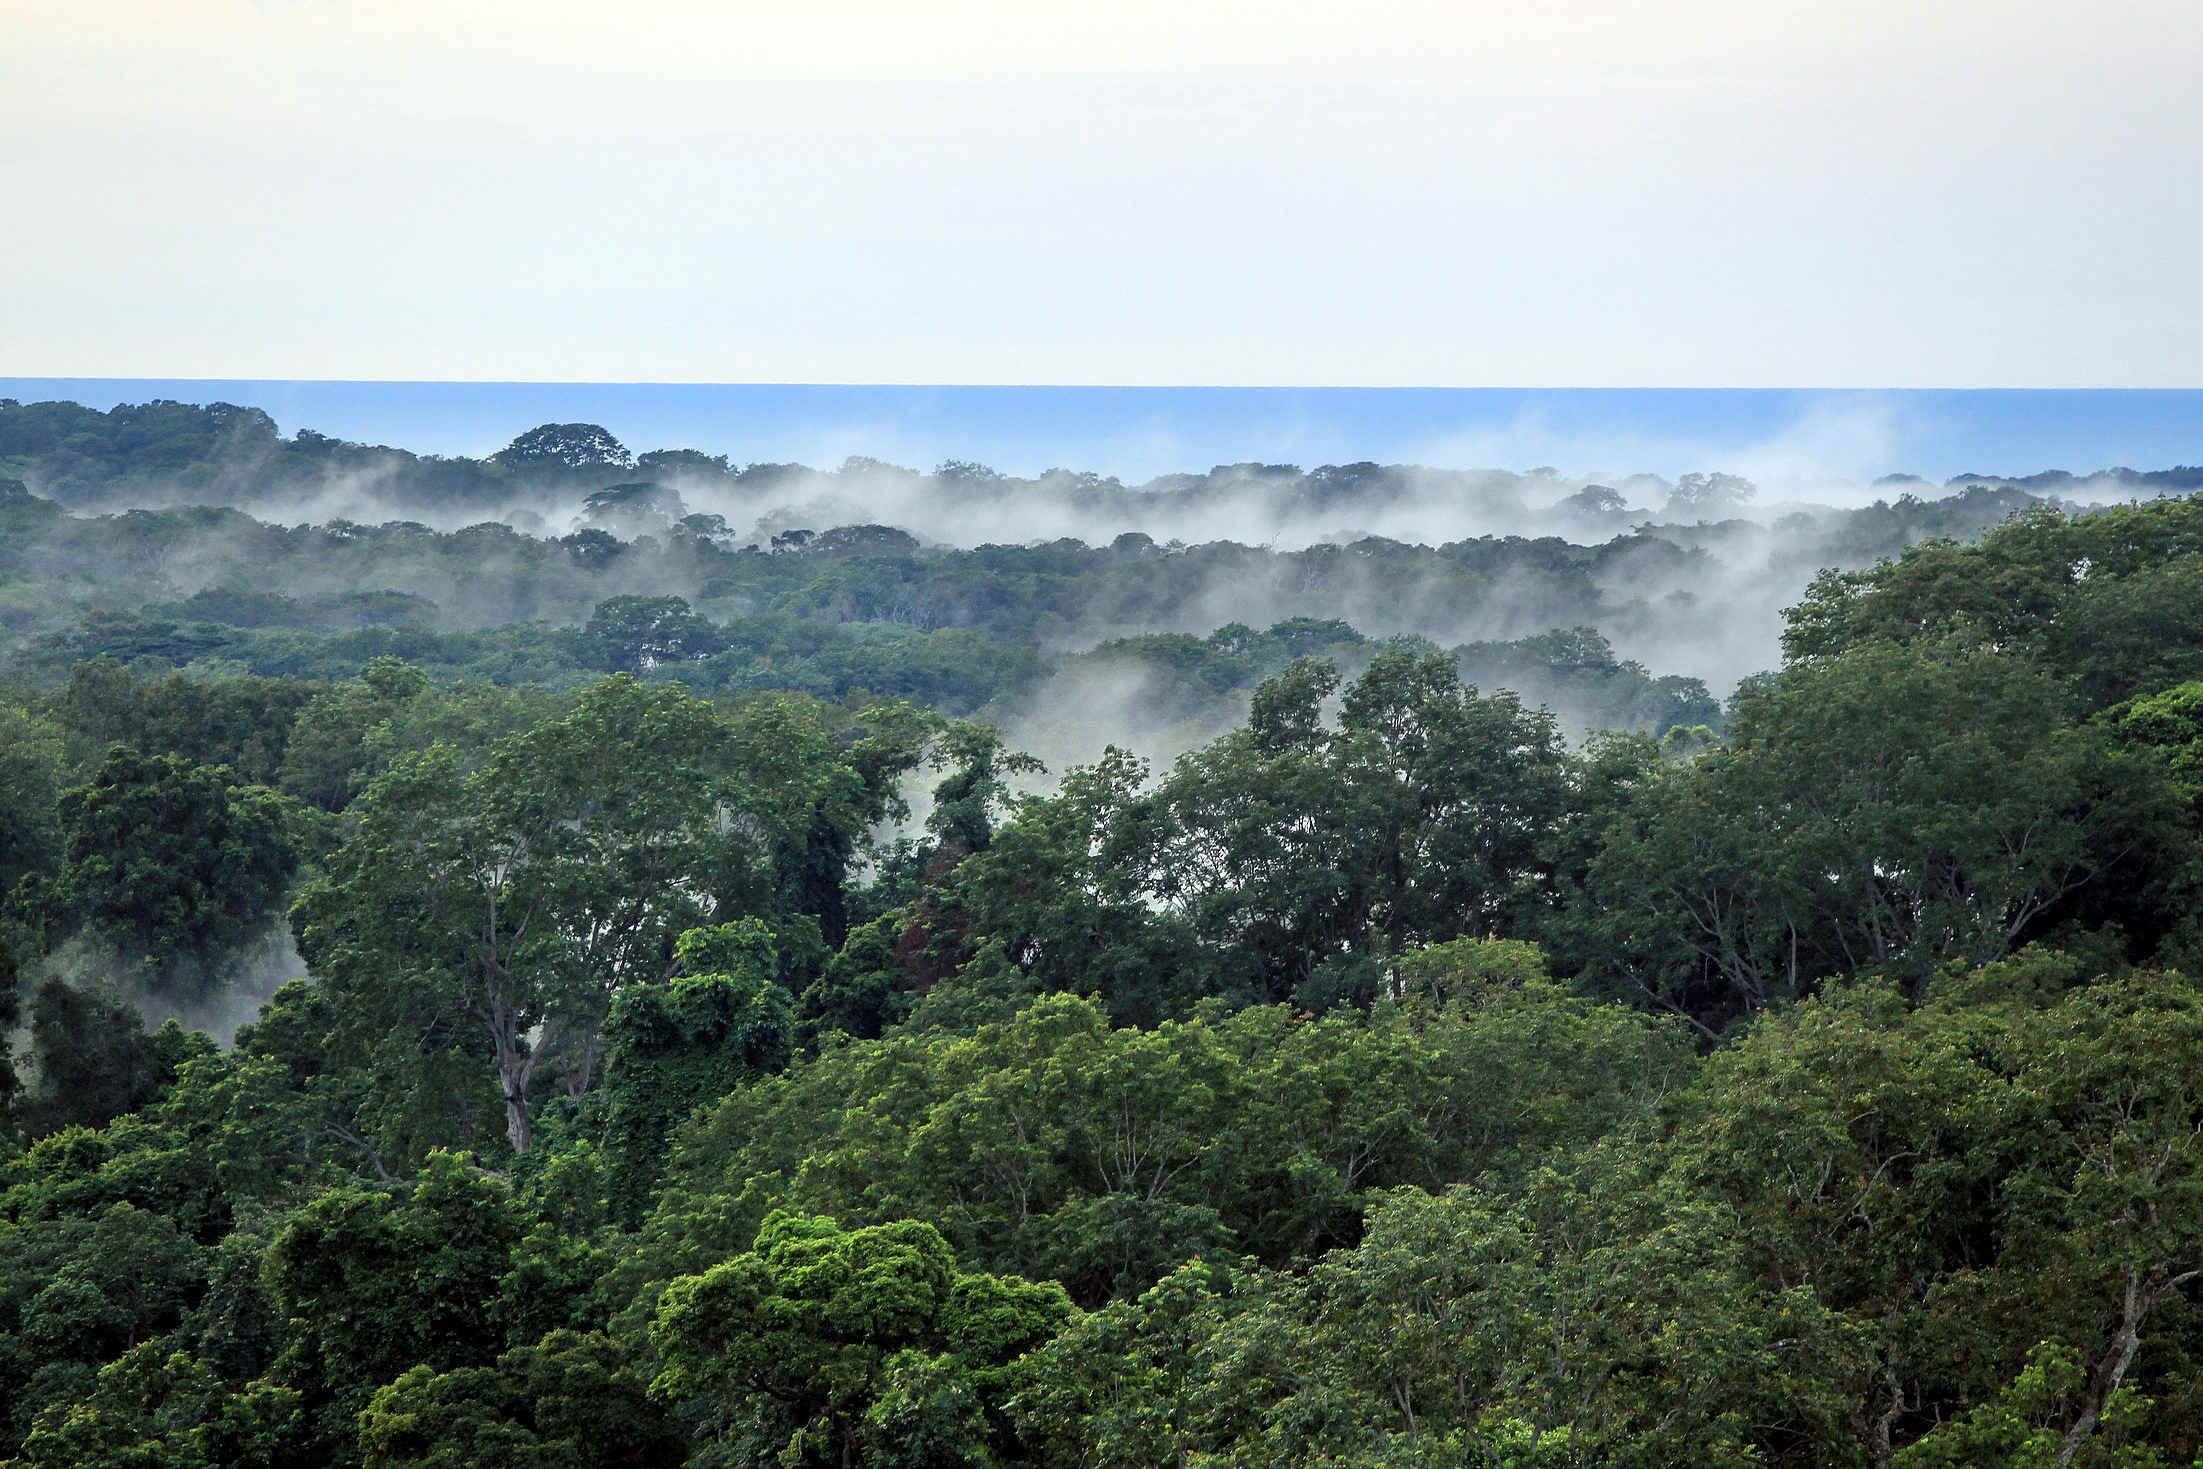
500 1046 534 1153
2058 1266 2198 1467
483 947 535 1153
559 1030 601 1099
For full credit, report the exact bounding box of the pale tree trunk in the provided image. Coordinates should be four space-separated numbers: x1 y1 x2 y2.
2059 1265 2199 1467
485 967 536 1154
499 1046 534 1153
559 1030 601 1099
1867 1336 1906 1467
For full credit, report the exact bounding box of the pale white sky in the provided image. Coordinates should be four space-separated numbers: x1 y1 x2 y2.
4 0 2199 385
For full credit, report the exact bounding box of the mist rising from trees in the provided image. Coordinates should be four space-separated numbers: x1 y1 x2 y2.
9 401 2203 1463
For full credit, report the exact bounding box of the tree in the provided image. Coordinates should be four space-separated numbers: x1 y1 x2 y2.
594 919 796 1219
0 1197 218 1449
578 481 686 538
1389 933 1550 1005
1139 649 1573 1005
491 424 632 471
1994 975 2203 1463
920 721 1041 861
582 594 724 673
1016 1178 1849 1466
298 678 913 1154
1664 965 2203 1459
1010 1261 1244 1469
1585 642 2175 1030
2104 680 2203 810
1778 495 2203 713
1331 648 1573 960
636 448 732 480
18 982 210 1135
9 1344 301 1469
0 705 65 907
1894 1340 2167 1469
357 1330 681 1469
275 656 433 811
653 987 1683 1302
557 527 623 569
46 659 313 786
263 1153 519 1455
937 748 1209 1028
0 939 19 1131
59 748 302 980
1663 471 1756 519
1559 483 1628 516
297 679 753 1153
649 1209 1071 1468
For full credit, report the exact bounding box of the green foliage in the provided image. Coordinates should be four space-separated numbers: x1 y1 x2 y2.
47 659 315 785
1583 639 2176 1031
491 423 632 471
1895 1342 2167 1469
1456 624 1721 735
1014 1178 1844 1466
295 677 909 1155
1783 496 2203 709
583 594 724 673
1390 933 1551 1005
923 721 1043 858
0 423 1793 734
654 984 1685 1302
905 649 1579 1024
16 983 211 1135
649 1209 1070 1467
1661 969 2203 1457
595 919 798 1220
261 1153 520 1456
9 1343 301 1469
0 942 18 1130
2106 679 2203 808
13 440 2203 1466
272 656 437 810
58 747 303 980
357 1330 679 1469
0 705 66 911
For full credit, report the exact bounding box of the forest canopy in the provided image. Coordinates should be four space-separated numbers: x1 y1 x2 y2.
5 401 2203 1466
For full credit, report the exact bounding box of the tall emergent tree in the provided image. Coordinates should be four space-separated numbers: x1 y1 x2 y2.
296 677 922 1154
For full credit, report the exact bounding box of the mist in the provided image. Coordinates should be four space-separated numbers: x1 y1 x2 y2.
12 395 2195 719
31 926 305 1044
7 397 2199 1074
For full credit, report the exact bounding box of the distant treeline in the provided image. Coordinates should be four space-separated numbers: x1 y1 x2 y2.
1 466 1723 729
13 395 2186 535
0 454 2098 738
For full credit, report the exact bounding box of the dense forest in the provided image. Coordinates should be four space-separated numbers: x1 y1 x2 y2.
0 399 2118 719
5 400 2203 1465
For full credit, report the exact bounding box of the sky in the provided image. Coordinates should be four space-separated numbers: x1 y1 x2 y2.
4 1 2201 388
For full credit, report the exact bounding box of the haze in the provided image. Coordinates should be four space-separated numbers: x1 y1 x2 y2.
5 0 2201 386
